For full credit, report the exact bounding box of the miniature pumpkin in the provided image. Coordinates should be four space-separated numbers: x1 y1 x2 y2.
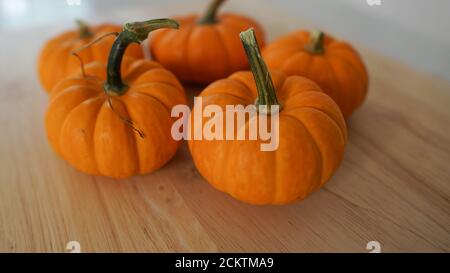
188 29 347 205
38 20 144 92
46 19 186 179
262 30 368 118
149 0 265 85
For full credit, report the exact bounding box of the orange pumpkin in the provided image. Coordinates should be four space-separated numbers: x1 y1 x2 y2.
46 19 186 179
149 0 265 85
262 30 368 118
188 29 347 205
38 20 144 92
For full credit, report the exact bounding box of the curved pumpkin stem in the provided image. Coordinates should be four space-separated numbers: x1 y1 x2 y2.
76 19 93 39
70 32 119 78
104 18 179 96
70 51 86 78
304 30 325 54
198 0 226 25
240 28 280 112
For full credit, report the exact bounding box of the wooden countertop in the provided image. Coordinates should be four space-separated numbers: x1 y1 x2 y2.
0 8 449 253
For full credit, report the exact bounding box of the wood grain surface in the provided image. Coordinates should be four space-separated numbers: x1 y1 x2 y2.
0 4 449 253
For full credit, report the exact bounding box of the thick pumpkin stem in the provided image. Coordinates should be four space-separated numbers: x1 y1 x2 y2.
104 19 179 96
240 28 280 112
76 19 93 39
304 30 325 54
198 0 226 25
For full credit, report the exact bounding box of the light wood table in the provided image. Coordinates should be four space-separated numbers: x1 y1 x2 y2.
0 4 449 253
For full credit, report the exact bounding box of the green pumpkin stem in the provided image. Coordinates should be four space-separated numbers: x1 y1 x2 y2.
76 19 93 39
198 0 226 25
104 18 179 96
240 28 280 112
304 30 325 54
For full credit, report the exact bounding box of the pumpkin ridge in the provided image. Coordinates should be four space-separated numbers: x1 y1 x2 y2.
283 104 346 143
222 77 256 100
281 113 323 192
285 107 346 188
94 99 139 177
215 20 251 71
189 138 228 197
217 140 234 193
201 81 254 103
272 122 302 204
149 27 170 48
302 107 346 187
71 96 104 173
120 99 141 173
328 54 356 116
232 113 278 203
221 139 239 196
46 43 74 90
58 94 103 163
123 60 162 83
52 83 94 98
130 91 172 116
130 84 181 113
271 138 280 204
305 53 321 80
328 50 368 99
321 55 343 99
228 74 259 98
202 93 252 109
150 25 181 55
175 24 196 81
186 27 209 83
305 106 347 148
283 51 313 77
124 93 177 173
131 68 184 93
88 97 107 175
280 90 326 105
51 76 103 98
327 54 364 115
50 84 100 104
38 33 74 89
180 25 197 82
149 17 185 53
213 25 232 76
328 49 366 80
49 86 100 113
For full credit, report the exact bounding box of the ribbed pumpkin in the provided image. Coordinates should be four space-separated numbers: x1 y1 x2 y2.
262 30 368 118
188 29 347 205
38 20 144 92
46 19 186 179
149 0 265 84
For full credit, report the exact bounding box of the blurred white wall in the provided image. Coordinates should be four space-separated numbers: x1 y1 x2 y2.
1 0 449 80
271 0 450 80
